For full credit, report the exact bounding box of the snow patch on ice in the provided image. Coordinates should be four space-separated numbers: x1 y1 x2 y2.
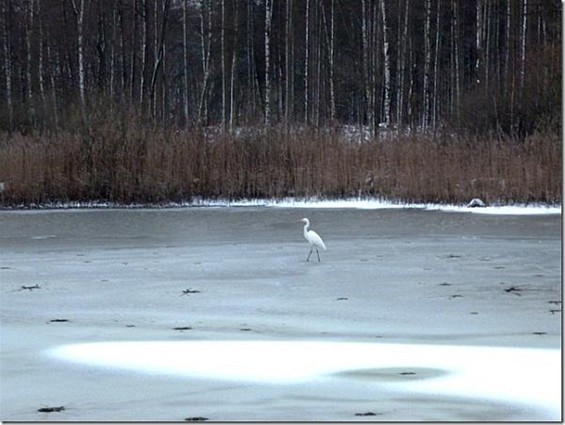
48 341 560 419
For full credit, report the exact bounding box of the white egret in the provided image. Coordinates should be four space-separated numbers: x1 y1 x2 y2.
299 218 327 262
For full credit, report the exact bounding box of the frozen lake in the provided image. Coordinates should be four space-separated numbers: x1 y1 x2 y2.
0 207 561 421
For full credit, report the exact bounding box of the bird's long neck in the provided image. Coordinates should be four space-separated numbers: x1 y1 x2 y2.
303 221 310 238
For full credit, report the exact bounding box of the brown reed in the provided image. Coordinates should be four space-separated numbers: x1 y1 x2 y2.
0 121 561 206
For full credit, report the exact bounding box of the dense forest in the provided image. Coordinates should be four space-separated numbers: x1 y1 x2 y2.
0 0 561 133
0 0 561 206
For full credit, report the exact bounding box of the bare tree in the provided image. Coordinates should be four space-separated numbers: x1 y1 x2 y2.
221 0 226 131
432 0 441 127
396 0 409 126
450 0 461 121
264 0 273 126
197 0 212 125
361 0 372 129
520 0 528 90
229 1 240 132
149 0 170 120
139 0 148 109
304 0 310 124
380 0 391 127
284 0 293 128
422 0 432 128
1 0 13 127
71 0 86 114
182 0 189 125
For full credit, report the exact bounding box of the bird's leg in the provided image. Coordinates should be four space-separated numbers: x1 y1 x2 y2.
306 248 313 262
316 247 321 262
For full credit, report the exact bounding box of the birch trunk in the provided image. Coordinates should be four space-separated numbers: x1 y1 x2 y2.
183 0 189 125
432 0 441 127
130 0 137 103
264 0 273 127
37 0 45 107
422 0 431 128
71 0 85 114
139 0 147 108
221 0 226 131
361 0 372 129
284 0 293 128
380 0 391 127
2 0 13 127
329 0 335 123
451 0 461 120
246 0 258 120
475 0 482 83
197 0 212 125
396 0 409 126
149 0 170 120
304 0 310 124
229 2 240 132
520 0 527 90
25 0 34 112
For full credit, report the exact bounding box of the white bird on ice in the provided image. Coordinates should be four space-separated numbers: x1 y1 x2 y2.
299 218 327 262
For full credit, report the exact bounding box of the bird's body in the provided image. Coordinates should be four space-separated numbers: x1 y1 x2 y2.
300 218 326 262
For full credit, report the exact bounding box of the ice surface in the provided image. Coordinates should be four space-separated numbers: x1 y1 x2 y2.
1 207 561 421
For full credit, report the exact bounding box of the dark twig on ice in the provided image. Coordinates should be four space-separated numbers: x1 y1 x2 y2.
38 406 65 413
20 284 41 291
180 288 201 296
504 286 522 296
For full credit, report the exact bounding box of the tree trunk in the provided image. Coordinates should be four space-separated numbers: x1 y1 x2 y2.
304 0 310 124
380 0 391 127
25 0 35 117
182 0 189 125
264 0 273 127
130 0 138 103
197 0 212 126
221 0 226 131
284 0 293 129
432 0 441 127
396 0 409 126
71 0 86 115
229 1 240 132
329 0 335 123
520 0 527 90
1 0 13 127
361 0 371 129
149 0 170 120
451 0 461 121
139 0 147 109
422 0 432 128
37 0 45 108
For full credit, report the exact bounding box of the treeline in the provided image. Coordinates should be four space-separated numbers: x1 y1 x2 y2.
0 0 561 135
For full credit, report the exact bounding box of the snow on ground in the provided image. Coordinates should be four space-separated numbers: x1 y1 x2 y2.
8 197 560 215
217 197 561 215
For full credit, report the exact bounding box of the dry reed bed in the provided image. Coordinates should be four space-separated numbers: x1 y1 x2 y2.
0 125 561 206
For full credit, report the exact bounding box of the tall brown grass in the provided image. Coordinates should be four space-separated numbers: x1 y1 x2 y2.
0 118 561 206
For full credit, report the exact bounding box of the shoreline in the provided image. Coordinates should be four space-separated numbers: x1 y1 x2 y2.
0 197 561 214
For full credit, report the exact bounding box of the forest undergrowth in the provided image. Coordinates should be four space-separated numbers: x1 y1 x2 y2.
0 117 561 207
